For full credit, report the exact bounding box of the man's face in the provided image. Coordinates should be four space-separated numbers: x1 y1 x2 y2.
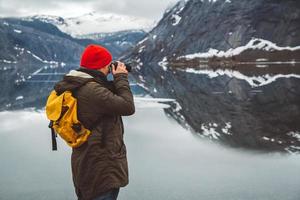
105 65 109 75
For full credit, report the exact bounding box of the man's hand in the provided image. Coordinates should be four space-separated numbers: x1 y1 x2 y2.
112 61 128 75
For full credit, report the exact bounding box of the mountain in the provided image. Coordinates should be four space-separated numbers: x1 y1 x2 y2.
0 18 84 65
8 15 146 59
79 30 146 58
29 12 154 37
24 14 149 58
0 18 84 110
124 0 300 153
0 17 146 111
125 0 300 62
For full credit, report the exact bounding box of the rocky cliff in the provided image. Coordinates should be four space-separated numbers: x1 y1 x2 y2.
124 0 300 153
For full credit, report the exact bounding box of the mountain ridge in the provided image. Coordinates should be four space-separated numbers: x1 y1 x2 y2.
124 0 300 153
25 12 154 37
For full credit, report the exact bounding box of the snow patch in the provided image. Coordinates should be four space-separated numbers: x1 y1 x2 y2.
262 136 277 142
133 97 174 109
1 66 9 71
32 68 43 75
136 82 149 91
14 46 25 57
256 58 268 62
0 59 17 64
138 75 145 83
174 101 182 112
221 122 232 135
26 50 59 65
134 97 175 102
179 38 300 59
15 75 26 84
178 68 300 88
171 14 181 26
169 0 187 26
137 37 148 45
16 96 24 100
256 64 268 68
138 45 145 53
285 145 300 154
137 61 144 69
14 29 22 34
158 57 168 71
287 132 300 141
201 124 220 139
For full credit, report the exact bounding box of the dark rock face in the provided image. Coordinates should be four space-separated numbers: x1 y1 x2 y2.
125 0 300 61
158 66 300 153
123 0 300 153
157 0 300 56
0 18 85 64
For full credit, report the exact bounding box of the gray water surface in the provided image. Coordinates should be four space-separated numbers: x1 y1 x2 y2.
0 106 299 200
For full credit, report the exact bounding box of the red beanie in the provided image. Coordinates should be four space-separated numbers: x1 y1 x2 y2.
80 44 112 70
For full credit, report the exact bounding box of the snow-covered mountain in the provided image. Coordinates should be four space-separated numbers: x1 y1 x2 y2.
26 12 154 37
0 16 148 111
123 0 300 153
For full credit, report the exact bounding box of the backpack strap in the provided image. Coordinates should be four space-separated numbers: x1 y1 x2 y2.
48 121 57 151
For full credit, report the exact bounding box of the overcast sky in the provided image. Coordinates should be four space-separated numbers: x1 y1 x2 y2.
0 0 178 21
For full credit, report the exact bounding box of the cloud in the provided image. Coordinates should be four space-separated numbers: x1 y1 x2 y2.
92 0 177 19
0 0 178 20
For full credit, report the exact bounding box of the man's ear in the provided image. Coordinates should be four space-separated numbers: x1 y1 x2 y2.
98 65 110 75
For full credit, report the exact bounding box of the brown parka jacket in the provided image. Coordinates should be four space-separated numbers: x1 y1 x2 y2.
54 68 135 200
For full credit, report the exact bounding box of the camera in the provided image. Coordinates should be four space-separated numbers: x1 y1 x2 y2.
109 61 132 73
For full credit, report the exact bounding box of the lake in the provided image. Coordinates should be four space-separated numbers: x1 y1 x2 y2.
0 101 299 200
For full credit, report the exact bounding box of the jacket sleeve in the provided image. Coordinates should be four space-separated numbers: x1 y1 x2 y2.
88 73 135 116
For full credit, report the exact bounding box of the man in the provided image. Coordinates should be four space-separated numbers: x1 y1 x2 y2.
53 44 135 200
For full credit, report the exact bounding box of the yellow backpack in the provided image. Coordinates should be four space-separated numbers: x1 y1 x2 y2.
46 87 92 150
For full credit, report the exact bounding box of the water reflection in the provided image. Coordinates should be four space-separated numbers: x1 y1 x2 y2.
0 63 147 111
154 62 300 152
0 108 299 200
169 62 300 76
1 61 300 153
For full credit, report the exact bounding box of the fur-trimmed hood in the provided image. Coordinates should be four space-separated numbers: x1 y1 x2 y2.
54 68 112 95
